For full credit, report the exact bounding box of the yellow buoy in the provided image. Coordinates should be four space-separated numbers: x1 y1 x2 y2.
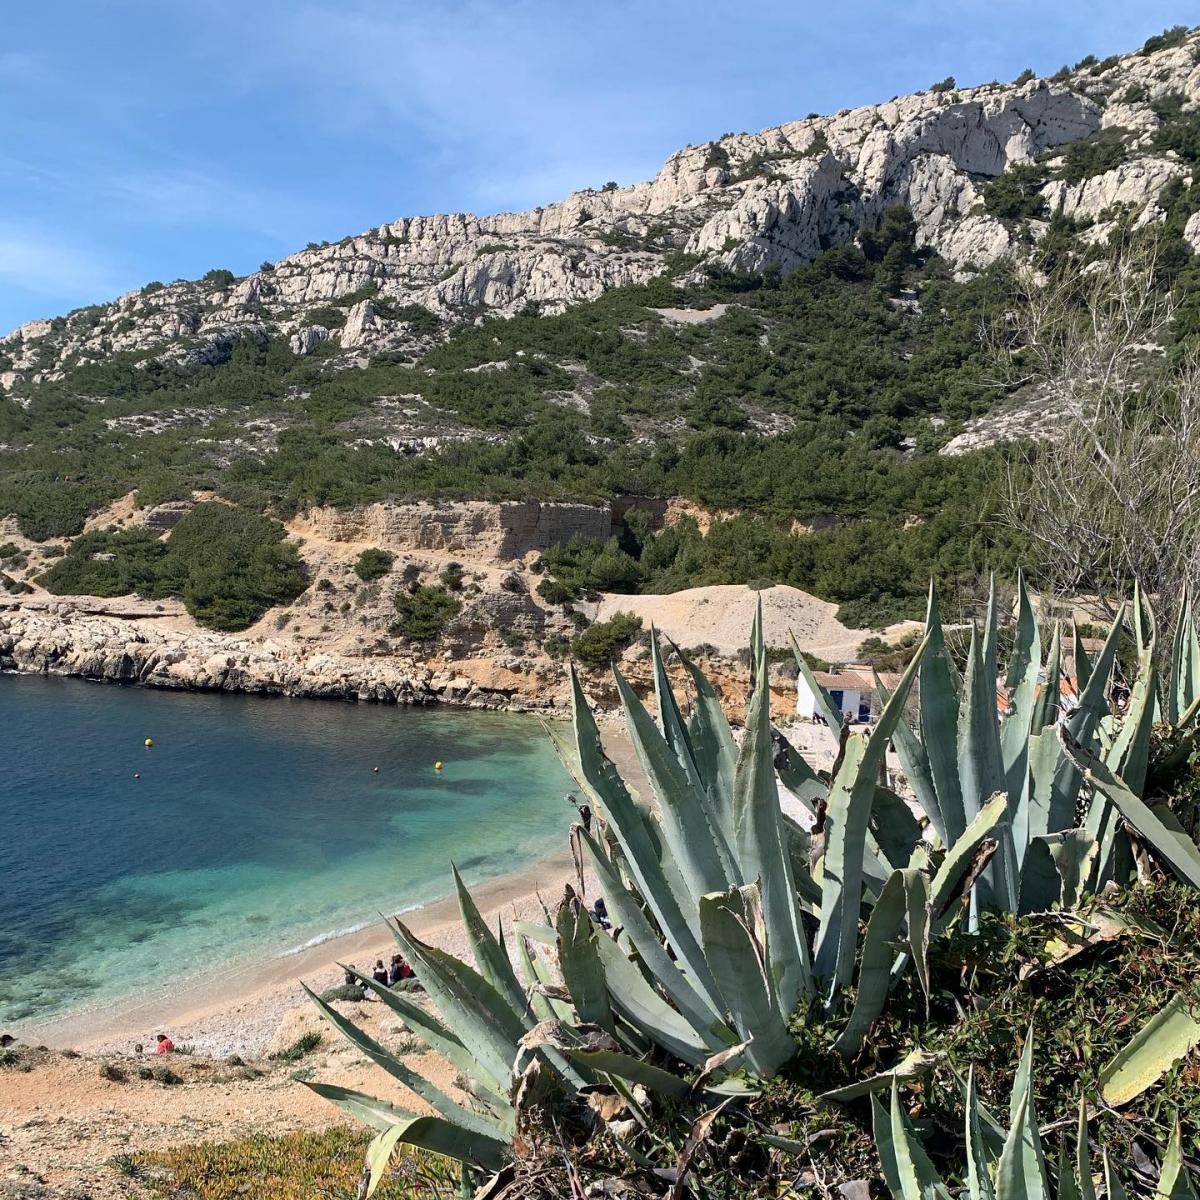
434 761 443 771
144 738 154 748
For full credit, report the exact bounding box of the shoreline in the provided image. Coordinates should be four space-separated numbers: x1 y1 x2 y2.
10 717 642 1060
17 844 579 1059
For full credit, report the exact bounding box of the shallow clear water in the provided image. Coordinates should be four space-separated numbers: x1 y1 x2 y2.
0 675 575 1025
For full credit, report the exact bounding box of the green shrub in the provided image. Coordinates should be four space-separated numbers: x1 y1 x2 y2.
353 547 395 581
438 561 465 590
1141 24 1190 55
40 503 306 631
201 268 236 289
536 577 573 605
391 584 460 641
1060 128 1128 182
983 163 1048 220
570 612 643 668
929 75 956 93
268 1031 322 1062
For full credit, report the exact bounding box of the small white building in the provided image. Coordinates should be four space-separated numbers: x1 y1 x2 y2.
796 669 872 724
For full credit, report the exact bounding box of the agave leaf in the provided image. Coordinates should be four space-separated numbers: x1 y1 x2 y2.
303 984 509 1140
1054 608 1125 829
920 582 966 844
1070 614 1091 686
568 668 713 979
875 669 946 843
792 634 844 733
820 1048 941 1101
511 920 557 946
1100 995 1200 1106
904 870 932 1008
1000 1034 1049 1200
1105 603 1157 796
997 1091 1051 1200
568 1047 692 1099
650 631 704 794
814 638 927 991
388 918 524 1093
1031 622 1062 734
929 792 1008 929
578 829 729 1039
671 639 738 801
772 727 827 814
1169 591 1200 727
887 1080 953 1200
452 866 527 1016
514 934 561 1024
872 785 925 872
1024 728 1063 845
305 1082 510 1172
614 665 736 900
364 1125 407 1197
731 646 813 1010
959 623 1013 912
1156 1120 1198 1200
833 870 907 1057
590 924 712 1066
1062 738 1200 889
965 1068 996 1200
1075 1095 1096 1200
555 896 614 1033
1001 573 1042 807
1105 1153 1128 1200
698 884 796 1077
344 967 510 1113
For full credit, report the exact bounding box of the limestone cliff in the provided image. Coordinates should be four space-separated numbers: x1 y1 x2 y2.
4 31 1198 393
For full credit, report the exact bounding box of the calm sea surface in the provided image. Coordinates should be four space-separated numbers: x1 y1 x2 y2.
0 674 574 1025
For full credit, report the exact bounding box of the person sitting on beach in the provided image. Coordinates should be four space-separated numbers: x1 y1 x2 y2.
154 1034 174 1055
387 954 407 987
343 963 357 988
371 959 389 988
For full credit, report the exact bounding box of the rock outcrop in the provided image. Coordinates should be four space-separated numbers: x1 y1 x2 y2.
5 31 1198 394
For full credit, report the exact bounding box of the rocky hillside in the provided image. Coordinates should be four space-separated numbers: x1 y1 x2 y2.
3 25 1200 637
4 27 1199 389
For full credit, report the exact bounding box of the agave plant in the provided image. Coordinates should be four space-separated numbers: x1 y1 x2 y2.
299 611 1014 1191
301 584 1200 1194
874 1030 1197 1200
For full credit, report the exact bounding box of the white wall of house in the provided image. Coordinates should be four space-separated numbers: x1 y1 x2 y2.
796 678 863 722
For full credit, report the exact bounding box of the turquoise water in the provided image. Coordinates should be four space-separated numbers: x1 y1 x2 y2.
0 675 575 1025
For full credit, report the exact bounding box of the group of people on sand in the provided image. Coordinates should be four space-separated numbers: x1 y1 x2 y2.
343 954 416 997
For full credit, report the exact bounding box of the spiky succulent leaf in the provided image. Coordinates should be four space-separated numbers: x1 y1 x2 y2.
1100 995 1200 1106
305 1082 510 1172
813 638 926 991
698 883 796 1077
920 582 966 844
731 640 812 1010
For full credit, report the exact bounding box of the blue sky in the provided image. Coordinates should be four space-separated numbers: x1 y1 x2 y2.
1 1 1196 332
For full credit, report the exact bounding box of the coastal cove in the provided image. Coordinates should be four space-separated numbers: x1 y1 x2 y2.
0 673 576 1034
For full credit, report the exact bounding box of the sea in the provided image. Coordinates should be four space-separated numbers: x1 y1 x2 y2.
0 673 576 1025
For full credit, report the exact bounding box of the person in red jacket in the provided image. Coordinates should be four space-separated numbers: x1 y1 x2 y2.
154 1033 175 1054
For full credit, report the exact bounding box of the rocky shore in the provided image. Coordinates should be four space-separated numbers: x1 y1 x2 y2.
0 597 552 711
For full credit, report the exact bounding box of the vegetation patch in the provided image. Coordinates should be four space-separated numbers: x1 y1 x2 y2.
39 502 307 630
570 611 643 667
135 1127 457 1199
353 547 395 581
391 583 461 641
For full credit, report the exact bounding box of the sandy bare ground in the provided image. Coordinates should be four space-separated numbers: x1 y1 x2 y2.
591 583 912 661
0 728 644 1197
